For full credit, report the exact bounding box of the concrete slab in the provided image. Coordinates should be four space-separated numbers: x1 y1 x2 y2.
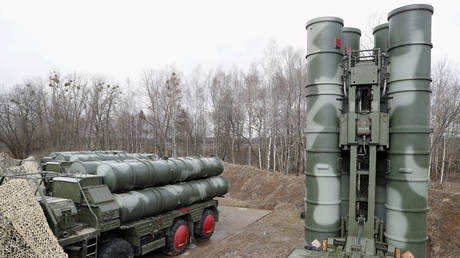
143 205 271 257
286 247 328 258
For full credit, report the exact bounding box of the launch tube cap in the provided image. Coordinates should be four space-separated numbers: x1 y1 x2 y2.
342 27 361 36
306 16 343 29
388 4 433 20
373 23 389 35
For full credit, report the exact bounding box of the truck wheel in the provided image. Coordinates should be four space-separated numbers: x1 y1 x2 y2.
163 219 190 256
194 209 215 242
98 238 133 258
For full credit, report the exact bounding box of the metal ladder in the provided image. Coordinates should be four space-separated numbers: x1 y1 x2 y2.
86 236 98 258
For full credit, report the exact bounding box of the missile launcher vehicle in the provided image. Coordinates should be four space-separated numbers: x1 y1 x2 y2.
2 154 229 257
289 4 433 258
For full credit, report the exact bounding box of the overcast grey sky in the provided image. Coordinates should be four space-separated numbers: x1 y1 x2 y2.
0 0 457 87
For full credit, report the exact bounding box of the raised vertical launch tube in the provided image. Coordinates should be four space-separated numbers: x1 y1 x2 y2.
386 4 433 257
304 17 343 245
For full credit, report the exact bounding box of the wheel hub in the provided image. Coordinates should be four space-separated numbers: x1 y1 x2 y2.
203 214 215 236
174 224 189 250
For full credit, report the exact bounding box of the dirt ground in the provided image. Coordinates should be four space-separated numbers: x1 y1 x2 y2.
427 176 460 257
203 163 460 258
221 163 305 211
190 202 304 258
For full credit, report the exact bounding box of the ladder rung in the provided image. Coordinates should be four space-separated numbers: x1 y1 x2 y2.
357 197 368 202
357 170 369 175
86 236 98 258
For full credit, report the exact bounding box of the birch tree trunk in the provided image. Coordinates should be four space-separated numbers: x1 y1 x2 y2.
273 135 276 172
258 143 262 169
231 137 235 164
266 130 271 171
440 136 446 184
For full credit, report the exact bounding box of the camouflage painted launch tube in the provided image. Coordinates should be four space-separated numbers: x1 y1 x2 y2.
373 23 389 52
386 4 433 257
51 151 97 161
69 160 124 174
51 150 127 161
67 153 157 162
342 27 361 55
113 176 229 222
68 154 159 174
95 157 224 193
373 23 389 224
339 27 360 218
304 16 343 245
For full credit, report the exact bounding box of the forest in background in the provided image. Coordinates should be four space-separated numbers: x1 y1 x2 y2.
0 42 459 181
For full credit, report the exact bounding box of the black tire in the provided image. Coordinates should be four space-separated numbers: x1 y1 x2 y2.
163 219 190 256
194 209 216 242
98 237 133 258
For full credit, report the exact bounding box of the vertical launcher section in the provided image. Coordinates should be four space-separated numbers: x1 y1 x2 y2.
303 16 344 247
293 4 433 258
385 5 433 257
336 48 391 255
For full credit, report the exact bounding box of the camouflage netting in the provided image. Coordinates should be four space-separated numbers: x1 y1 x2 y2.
0 179 67 257
0 153 67 257
0 152 20 174
0 153 44 195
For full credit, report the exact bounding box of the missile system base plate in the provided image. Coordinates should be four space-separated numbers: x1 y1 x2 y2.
287 248 395 258
287 237 396 258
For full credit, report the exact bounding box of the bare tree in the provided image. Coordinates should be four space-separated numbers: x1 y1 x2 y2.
430 60 460 182
87 77 121 149
0 82 46 158
142 68 182 156
243 64 260 167
47 71 89 150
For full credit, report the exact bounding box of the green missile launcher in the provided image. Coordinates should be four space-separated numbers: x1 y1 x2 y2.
291 3 433 258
